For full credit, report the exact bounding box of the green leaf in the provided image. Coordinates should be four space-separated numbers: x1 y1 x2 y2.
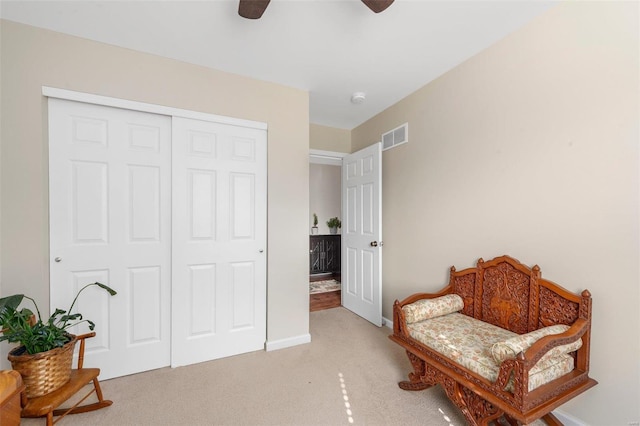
94 282 118 296
0 294 24 312
1 281 116 354
60 313 82 322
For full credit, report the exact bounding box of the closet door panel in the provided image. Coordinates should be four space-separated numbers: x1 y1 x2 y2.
171 117 267 367
49 99 172 380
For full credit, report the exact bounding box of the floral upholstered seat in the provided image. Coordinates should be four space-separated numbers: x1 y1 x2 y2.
406 312 575 392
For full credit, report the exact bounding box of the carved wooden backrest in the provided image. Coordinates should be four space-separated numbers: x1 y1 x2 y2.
537 281 581 327
477 256 537 334
449 266 477 318
449 255 588 335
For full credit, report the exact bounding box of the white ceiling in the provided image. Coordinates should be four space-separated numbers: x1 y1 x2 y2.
0 0 555 129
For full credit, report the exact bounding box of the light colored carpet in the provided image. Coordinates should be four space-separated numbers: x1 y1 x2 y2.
309 279 341 294
21 308 471 425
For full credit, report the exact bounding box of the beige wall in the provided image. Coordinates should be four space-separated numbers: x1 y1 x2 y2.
353 2 638 424
308 124 348 237
0 20 310 364
310 123 351 153
309 164 342 235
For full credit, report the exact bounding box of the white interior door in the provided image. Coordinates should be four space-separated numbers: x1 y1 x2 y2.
49 99 172 380
341 142 382 326
171 117 267 367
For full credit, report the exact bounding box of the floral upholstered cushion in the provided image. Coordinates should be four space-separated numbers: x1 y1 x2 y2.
491 324 583 363
526 354 574 392
402 294 464 324
407 313 575 392
407 313 516 381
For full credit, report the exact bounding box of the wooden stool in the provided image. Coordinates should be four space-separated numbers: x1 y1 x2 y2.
18 332 112 425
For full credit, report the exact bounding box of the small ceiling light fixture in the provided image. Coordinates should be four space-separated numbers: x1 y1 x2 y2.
351 92 366 104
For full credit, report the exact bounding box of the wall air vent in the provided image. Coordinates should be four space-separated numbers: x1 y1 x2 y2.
381 123 408 151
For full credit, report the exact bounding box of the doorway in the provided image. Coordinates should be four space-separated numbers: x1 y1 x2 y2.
308 145 383 326
309 150 344 311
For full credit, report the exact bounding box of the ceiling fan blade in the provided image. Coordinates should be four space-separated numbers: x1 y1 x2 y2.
238 0 271 19
361 0 394 13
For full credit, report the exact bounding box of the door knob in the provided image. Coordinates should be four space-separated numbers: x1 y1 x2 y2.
370 241 378 247
54 257 62 263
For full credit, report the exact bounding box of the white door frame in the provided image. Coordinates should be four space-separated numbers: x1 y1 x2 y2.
309 149 346 166
43 87 267 132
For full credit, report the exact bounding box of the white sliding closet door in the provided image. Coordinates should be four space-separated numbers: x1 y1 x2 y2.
49 97 267 379
171 117 267 367
49 99 172 380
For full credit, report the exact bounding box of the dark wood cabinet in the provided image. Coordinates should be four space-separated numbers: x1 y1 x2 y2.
310 234 341 275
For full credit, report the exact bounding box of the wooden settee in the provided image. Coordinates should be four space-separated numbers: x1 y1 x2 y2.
389 255 597 425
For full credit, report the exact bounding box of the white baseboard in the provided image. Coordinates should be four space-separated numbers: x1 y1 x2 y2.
552 409 587 426
265 333 311 351
382 316 393 329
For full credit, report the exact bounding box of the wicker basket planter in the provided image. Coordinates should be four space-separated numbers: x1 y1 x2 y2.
8 335 77 398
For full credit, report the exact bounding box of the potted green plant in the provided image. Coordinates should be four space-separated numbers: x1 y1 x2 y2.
0 281 117 397
311 213 319 235
326 217 342 234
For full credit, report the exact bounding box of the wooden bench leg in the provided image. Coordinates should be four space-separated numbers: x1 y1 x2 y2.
399 350 435 391
439 377 502 426
399 380 432 391
399 352 502 425
500 414 520 426
542 412 563 426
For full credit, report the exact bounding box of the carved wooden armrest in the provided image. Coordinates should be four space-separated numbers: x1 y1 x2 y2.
392 286 454 335
493 358 520 392
392 300 410 336
522 318 588 365
492 319 589 395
